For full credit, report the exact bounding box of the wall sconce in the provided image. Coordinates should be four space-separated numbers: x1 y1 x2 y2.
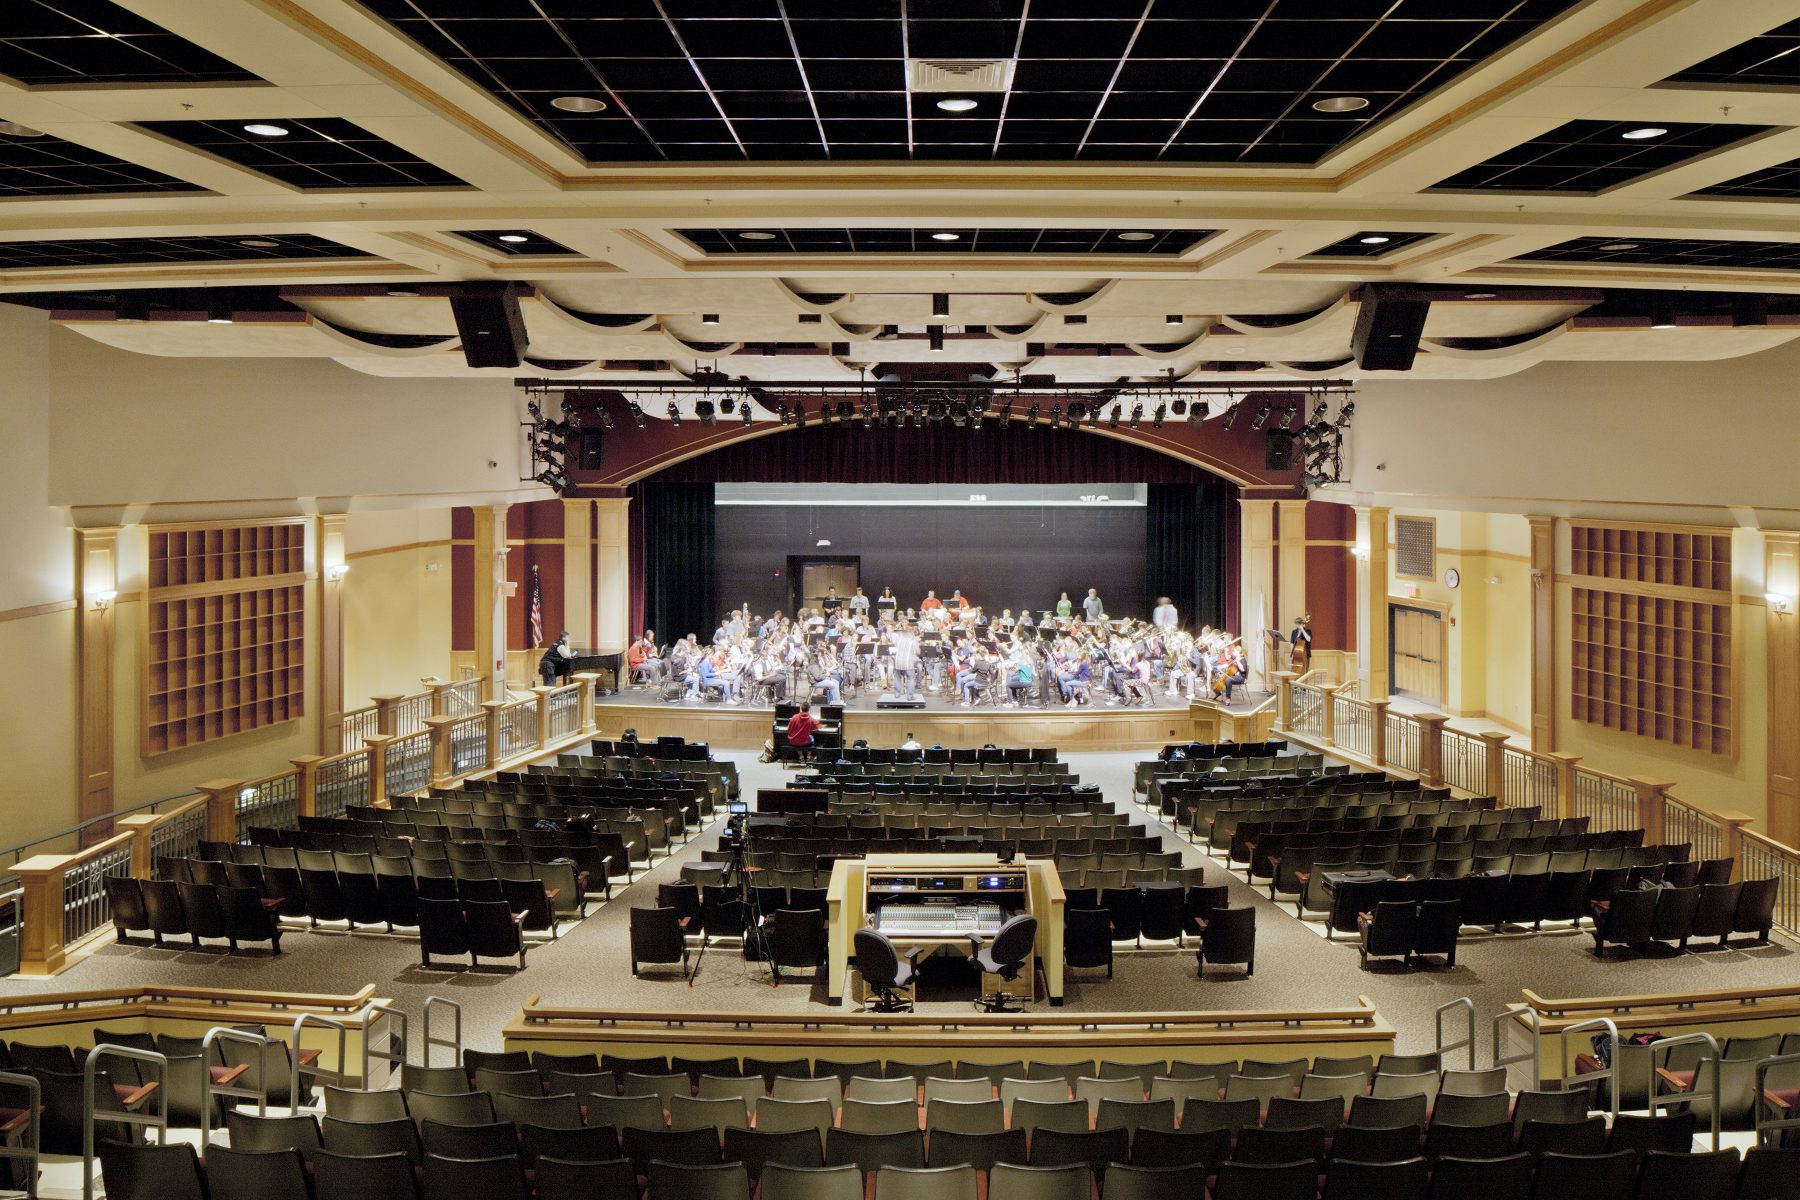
1530 568 1547 591
90 589 117 611
325 564 349 583
1767 592 1796 616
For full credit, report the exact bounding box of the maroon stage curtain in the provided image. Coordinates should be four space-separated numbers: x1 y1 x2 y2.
639 422 1229 485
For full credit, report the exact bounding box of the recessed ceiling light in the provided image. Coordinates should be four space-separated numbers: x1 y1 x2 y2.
242 123 289 137
931 232 960 241
238 238 280 248
738 231 776 240
936 97 978 113
0 121 44 137
1312 96 1370 113
1598 242 1640 251
1464 291 1497 300
386 287 422 298
1358 235 1392 245
1621 126 1668 140
497 234 530 243
1116 231 1154 242
551 95 607 113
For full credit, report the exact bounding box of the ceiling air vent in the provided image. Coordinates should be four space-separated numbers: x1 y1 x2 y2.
908 59 1017 93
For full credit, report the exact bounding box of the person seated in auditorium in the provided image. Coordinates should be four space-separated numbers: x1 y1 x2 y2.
539 631 575 687
958 647 999 706
1219 642 1248 704
785 702 820 761
685 649 721 702
749 646 786 704
1153 596 1178 631
1082 587 1106 623
1056 653 1093 706
628 630 663 687
1057 591 1074 619
920 589 944 612
900 731 921 751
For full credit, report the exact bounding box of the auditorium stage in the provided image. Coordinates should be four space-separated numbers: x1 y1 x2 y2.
590 685 1275 751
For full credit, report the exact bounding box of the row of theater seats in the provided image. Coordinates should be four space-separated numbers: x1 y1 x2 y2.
587 735 715 760
252 817 633 884
1274 838 1675 904
1591 878 1781 955
835 747 1064 766
379 795 700 852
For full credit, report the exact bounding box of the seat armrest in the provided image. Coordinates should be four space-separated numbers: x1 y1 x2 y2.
118 1081 160 1109
210 1064 252 1087
1655 1067 1693 1094
0 1109 29 1136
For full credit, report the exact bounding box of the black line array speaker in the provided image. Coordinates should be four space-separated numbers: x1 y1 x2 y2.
1265 430 1296 471
449 281 528 368
1351 284 1430 371
578 429 605 470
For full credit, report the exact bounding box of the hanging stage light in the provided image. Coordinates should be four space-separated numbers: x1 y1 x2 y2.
1151 404 1166 428
1129 403 1143 429
667 400 682 427
741 403 754 426
1251 403 1272 429
1221 401 1240 430
629 402 647 428
695 399 716 425
1108 406 1121 429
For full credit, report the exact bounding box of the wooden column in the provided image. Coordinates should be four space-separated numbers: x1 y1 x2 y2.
1480 732 1510 806
1766 532 1799 847
74 527 119 840
1716 811 1755 880
371 694 405 736
562 498 596 648
483 701 506 770
114 813 161 879
289 755 323 819
364 736 393 807
1319 683 1342 746
1276 499 1309 648
1630 777 1675 846
533 686 554 749
575 672 601 734
424 716 457 787
318 514 348 756
1549 752 1583 821
595 497 631 661
1239 499 1277 693
1273 672 1296 729
1355 505 1391 700
1367 698 1390 767
1527 515 1557 752
472 503 512 703
13 855 69 975
427 679 458 717
1413 713 1448 787
196 778 244 844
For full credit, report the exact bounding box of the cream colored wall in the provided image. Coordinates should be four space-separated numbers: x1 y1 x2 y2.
343 509 452 709
0 306 80 845
1552 525 1772 827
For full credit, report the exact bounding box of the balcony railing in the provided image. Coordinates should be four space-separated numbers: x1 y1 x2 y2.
1503 747 1559 812
450 715 488 775
1384 710 1420 774
1332 694 1372 758
1439 727 1489 797
547 684 583 742
1739 832 1800 939
61 835 132 948
148 799 208 874
1663 796 1726 863
1572 768 1638 832
314 749 368 820
497 700 538 762
383 731 431 800
1291 683 1325 737
236 770 300 839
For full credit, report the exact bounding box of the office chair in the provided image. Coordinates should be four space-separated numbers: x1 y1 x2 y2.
853 927 919 1013
966 915 1038 1013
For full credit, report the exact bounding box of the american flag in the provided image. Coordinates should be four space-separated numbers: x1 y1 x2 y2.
529 564 543 647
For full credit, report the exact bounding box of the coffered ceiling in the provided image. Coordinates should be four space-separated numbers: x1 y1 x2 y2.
6 0 1800 387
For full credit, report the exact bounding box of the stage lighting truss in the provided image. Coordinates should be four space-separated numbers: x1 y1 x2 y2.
520 391 583 493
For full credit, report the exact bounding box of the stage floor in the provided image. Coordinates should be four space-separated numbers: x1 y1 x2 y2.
597 682 1270 716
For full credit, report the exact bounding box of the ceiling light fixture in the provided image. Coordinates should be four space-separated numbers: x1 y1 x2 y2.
1116 231 1154 242
1649 296 1677 330
932 293 950 318
1621 126 1668 140
928 325 945 353
242 123 289 137
1464 291 1497 300
1599 242 1640 251
1166 313 1183 326
931 232 960 241
1312 96 1369 113
497 234 530 244
738 231 776 241
551 95 607 113
936 97 978 113
701 313 719 325
206 303 233 325
1358 235 1392 245
238 238 279 248
0 121 44 137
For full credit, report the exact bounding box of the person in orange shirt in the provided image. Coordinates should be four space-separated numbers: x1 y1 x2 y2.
920 589 944 611
950 589 971 612
627 630 662 687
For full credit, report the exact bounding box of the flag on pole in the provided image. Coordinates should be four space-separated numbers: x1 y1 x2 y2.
529 563 543 647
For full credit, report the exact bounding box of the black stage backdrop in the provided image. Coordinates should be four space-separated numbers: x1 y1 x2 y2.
628 482 717 642
1146 482 1234 631
716 503 1148 620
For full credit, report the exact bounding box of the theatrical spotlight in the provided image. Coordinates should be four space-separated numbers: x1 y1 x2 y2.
1108 406 1121 429
1027 403 1040 428
1221 402 1240 430
695 400 716 425
629 402 647 428
1282 402 1300 429
1170 399 1188 417
837 400 855 424
1152 404 1166 428
591 405 614 431
1050 406 1065 428
1185 401 1203 425
1129 403 1143 429
1335 400 1355 426
1251 402 1272 430
666 401 682 427
996 403 1013 429
1067 401 1086 423
1089 403 1102 428
861 401 874 427
795 404 809 427
741 403 754 426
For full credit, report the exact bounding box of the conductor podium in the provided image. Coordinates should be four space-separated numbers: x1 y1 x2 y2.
827 853 1066 1007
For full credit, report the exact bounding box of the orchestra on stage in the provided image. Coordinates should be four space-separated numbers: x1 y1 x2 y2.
625 587 1278 710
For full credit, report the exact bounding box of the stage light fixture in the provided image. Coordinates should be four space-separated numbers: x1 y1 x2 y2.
928 325 945 352
1027 403 1040 427
795 404 808 427
1170 399 1188 416
667 401 682 427
1283 403 1300 429
720 396 736 414
1108 406 1121 429
932 293 950 318
629 402 646 428
1066 401 1084 422
838 401 855 424
861 401 874 426
1251 403 1271 429
1089 404 1102 428
1050 406 1064 428
1152 404 1166 428
695 400 715 425
1221 401 1240 430
1186 402 1203 425
1129 403 1143 429
776 403 791 426
741 403 754 425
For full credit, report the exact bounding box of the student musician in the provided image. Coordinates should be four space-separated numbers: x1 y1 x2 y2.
920 589 944 612
538 631 575 686
1291 614 1314 672
628 630 663 687
1082 588 1105 623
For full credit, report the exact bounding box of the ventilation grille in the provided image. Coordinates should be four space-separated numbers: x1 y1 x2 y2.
908 59 1017 93
1394 516 1436 579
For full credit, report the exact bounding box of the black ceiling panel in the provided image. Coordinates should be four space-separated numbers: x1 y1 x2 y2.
0 0 260 84
1691 155 1800 200
676 227 1212 255
1512 236 1800 271
453 229 579 256
1663 18 1800 87
1304 230 1436 258
355 0 1583 165
136 118 467 189
0 130 204 196
0 233 372 271
1430 120 1780 193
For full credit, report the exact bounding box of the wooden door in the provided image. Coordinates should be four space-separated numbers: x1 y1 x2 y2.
798 559 859 612
1389 604 1443 705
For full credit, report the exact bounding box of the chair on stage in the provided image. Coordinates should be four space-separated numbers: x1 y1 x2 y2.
966 915 1038 1013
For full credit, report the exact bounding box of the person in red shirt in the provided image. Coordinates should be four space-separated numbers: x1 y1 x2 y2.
920 590 944 612
784 702 821 761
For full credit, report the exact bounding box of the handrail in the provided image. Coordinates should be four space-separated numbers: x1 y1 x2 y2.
1646 1031 1722 1150
1554 1017 1620 1122
1435 998 1476 1071
199 1026 272 1145
82 1044 167 1200
423 996 463 1069
0 792 193 875
290 1013 349 1105
0 1071 39 1199
1755 1052 1800 1147
1491 1005 1544 1088
360 1002 408 1088
0 983 379 1016
1522 982 1800 1016
1739 828 1800 938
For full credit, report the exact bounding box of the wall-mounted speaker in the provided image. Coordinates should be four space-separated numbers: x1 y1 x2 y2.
578 429 604 470
1265 430 1296 471
1351 284 1430 371
448 281 528 368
